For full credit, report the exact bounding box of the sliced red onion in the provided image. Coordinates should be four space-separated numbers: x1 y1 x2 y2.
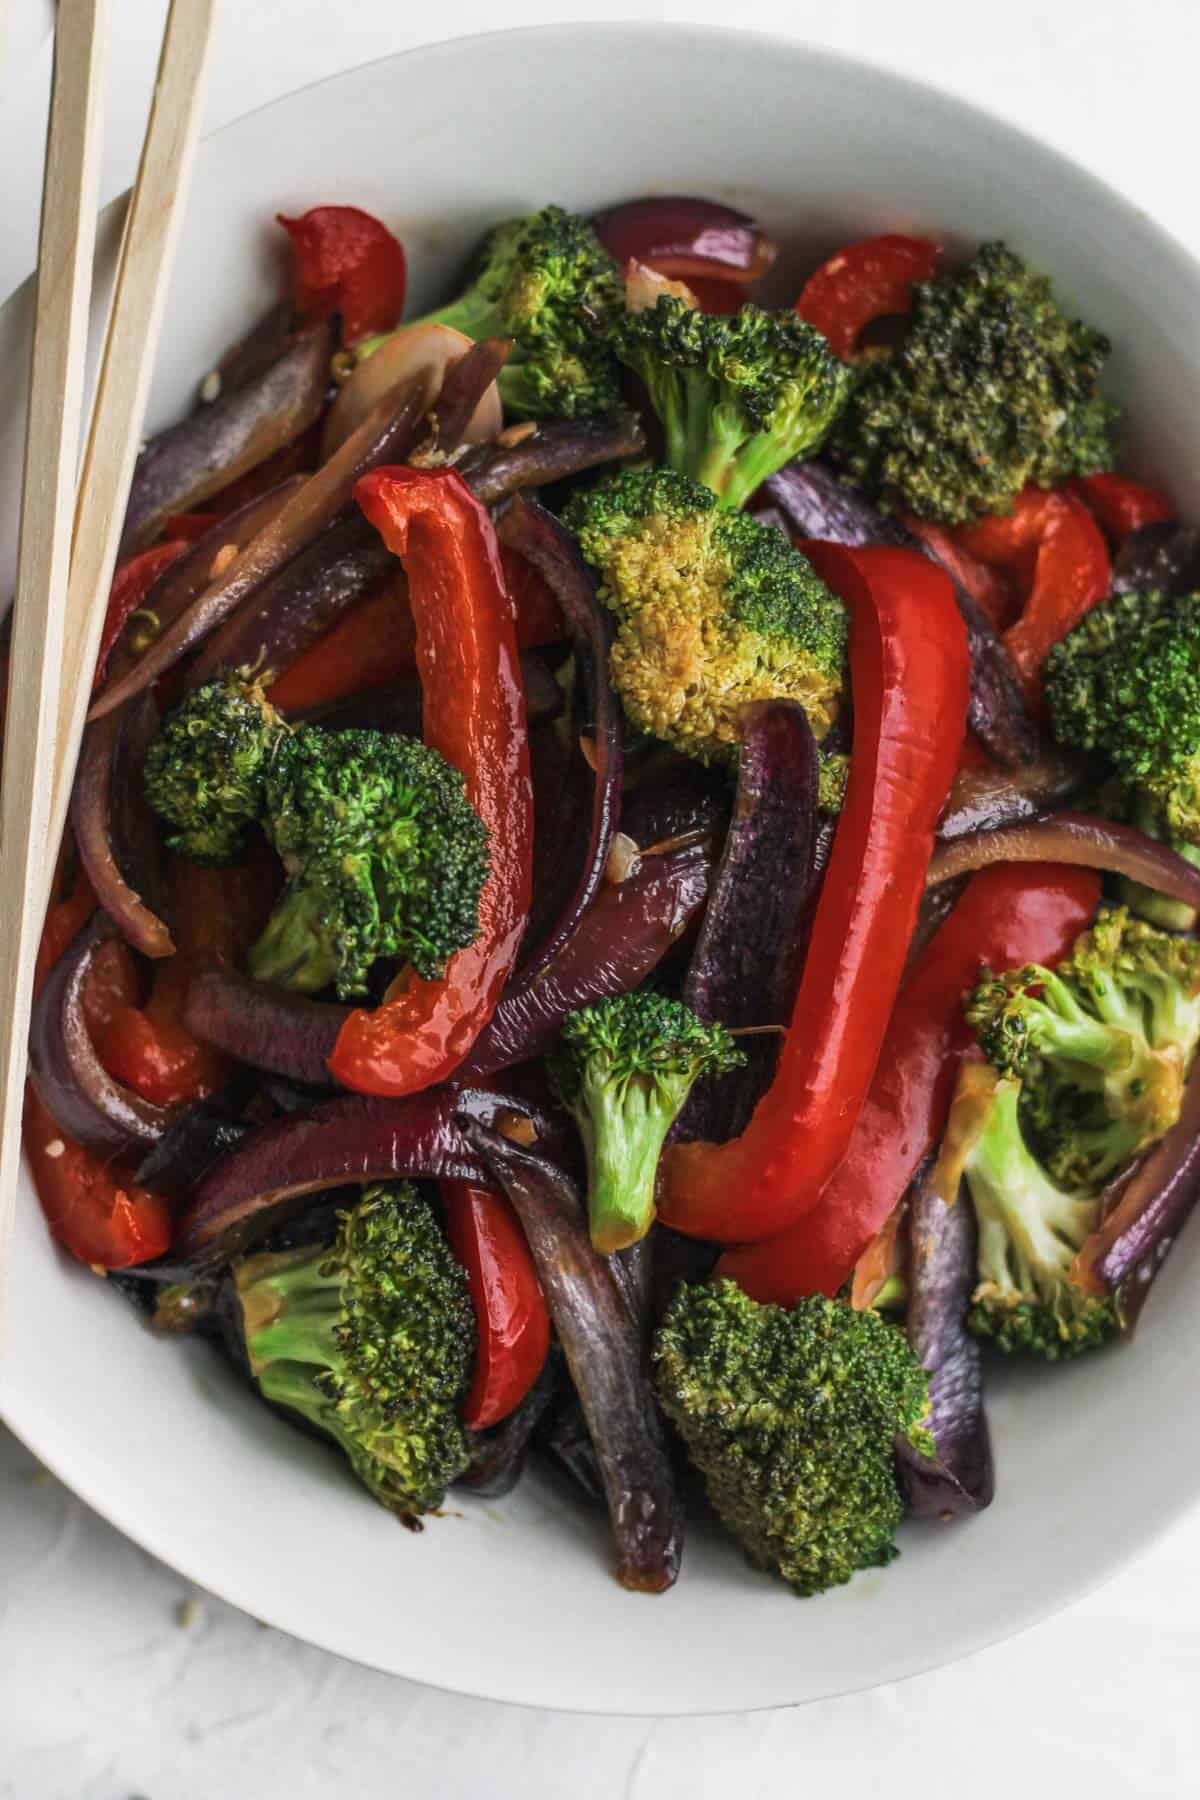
182 965 345 1086
90 368 439 723
28 915 176 1157
678 699 818 1142
591 196 775 286
457 1350 562 1499
938 751 1086 842
461 1119 684 1593
176 1086 553 1262
456 412 646 506
92 478 307 713
926 812 1200 909
896 1162 994 1518
428 336 512 452
497 496 623 980
72 691 173 957
459 839 712 1079
119 320 333 556
184 513 391 690
766 459 1041 768
212 298 294 395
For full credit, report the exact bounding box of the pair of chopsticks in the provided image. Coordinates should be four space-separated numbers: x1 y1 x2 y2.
0 0 217 1318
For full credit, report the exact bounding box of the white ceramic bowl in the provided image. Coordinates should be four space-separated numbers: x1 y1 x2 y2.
3 23 1200 1715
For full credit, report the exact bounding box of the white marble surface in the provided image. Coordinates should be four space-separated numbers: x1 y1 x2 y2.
4 1 1200 1793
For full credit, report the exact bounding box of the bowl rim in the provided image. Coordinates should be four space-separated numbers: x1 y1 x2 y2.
5 17 1200 1714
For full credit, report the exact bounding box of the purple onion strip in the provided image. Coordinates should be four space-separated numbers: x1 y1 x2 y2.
90 370 439 723
678 699 817 1142
462 1120 683 1593
176 1086 551 1261
896 1164 994 1518
926 812 1200 909
498 495 623 981
120 320 332 557
28 915 175 1157
459 839 712 1080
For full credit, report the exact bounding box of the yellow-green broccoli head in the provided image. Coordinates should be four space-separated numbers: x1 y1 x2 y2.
564 466 848 763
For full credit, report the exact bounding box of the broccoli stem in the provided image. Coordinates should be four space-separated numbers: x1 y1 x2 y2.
578 1073 682 1253
418 287 503 345
1118 801 1200 930
239 1251 343 1373
247 882 339 994
967 1077 1095 1299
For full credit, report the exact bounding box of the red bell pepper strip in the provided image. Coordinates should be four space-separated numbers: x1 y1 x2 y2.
719 862 1101 1303
657 542 969 1244
33 868 97 995
269 549 563 716
96 860 275 1108
902 515 1014 631
162 510 220 543
26 870 172 1269
329 468 533 1095
1067 472 1174 547
796 234 939 360
952 486 1110 699
267 577 416 713
98 969 225 1108
95 539 190 689
278 205 407 345
443 1179 551 1428
23 1088 172 1269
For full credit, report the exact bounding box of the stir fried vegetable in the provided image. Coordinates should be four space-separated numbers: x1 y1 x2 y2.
28 188 1200 1612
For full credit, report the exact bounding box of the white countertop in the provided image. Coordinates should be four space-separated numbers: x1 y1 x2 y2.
4 2 1200 1793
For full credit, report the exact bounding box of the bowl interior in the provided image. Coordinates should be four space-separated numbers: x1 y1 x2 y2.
2 24 1199 1714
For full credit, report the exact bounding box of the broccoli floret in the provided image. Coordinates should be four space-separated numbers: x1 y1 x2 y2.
653 1280 932 1596
943 1062 1120 1359
1045 588 1200 890
832 242 1116 524
143 669 284 865
248 726 489 999
611 295 851 509
564 465 848 763
966 906 1200 1187
233 1182 475 1516
548 991 744 1253
385 204 623 419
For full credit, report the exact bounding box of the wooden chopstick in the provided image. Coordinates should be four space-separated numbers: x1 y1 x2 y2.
0 0 217 1314
46 0 218 910
0 0 112 1306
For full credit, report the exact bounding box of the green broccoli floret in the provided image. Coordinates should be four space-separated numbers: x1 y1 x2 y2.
548 991 744 1253
564 465 848 763
966 906 1200 1188
653 1280 932 1596
248 726 489 999
233 1182 475 1517
942 1061 1120 1359
370 205 623 419
1045 588 1200 924
832 241 1116 523
611 295 851 509
143 669 284 865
